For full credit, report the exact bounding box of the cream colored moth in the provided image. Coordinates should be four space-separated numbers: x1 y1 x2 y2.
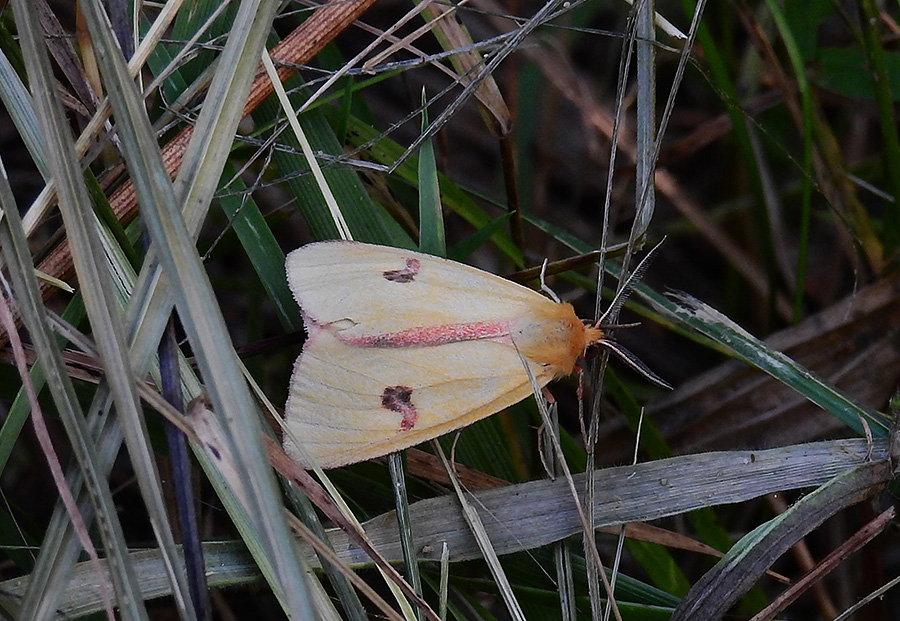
283 241 663 468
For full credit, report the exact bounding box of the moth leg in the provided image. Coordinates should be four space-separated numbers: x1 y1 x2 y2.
540 386 556 404
538 258 561 303
576 366 587 439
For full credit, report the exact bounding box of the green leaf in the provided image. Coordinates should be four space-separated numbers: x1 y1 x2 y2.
417 90 446 257
814 47 900 101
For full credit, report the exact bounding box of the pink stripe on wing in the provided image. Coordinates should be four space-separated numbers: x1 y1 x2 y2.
337 321 511 348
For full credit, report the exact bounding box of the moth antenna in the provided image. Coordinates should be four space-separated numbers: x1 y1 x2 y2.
597 339 672 390
594 321 642 330
599 237 665 325
539 258 561 304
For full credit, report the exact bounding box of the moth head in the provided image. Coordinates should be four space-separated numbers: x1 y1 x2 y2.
511 302 596 376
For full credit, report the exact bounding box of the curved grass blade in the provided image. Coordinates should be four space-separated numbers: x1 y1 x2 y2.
657 291 890 437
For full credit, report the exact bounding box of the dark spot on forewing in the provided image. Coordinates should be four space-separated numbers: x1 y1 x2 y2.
381 385 418 430
383 258 420 283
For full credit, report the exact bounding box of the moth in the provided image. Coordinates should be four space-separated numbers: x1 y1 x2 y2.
283 241 665 468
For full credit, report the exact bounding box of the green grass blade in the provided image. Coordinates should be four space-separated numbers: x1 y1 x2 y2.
417 92 445 257
858 0 900 252
76 0 318 615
